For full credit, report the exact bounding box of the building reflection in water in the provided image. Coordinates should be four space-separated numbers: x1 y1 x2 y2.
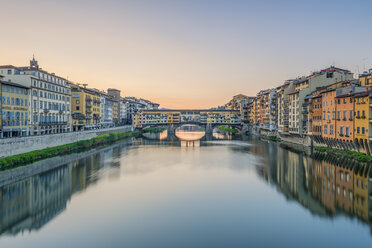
250 141 372 232
0 138 371 236
0 142 128 236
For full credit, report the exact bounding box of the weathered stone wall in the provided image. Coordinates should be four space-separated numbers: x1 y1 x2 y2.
0 126 134 158
279 134 313 147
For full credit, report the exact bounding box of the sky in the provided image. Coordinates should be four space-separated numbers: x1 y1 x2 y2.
1 0 372 109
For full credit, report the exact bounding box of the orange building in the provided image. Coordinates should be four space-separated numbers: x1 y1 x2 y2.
321 89 336 140
311 94 323 137
335 92 354 142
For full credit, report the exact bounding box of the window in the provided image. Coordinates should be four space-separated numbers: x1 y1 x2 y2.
346 127 349 136
362 127 365 134
330 125 334 135
349 110 353 120
76 100 80 104
340 126 344 135
324 125 328 134
357 127 360 134
340 171 344 181
346 173 350 183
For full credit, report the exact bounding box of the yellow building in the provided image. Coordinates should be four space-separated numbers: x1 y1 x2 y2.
70 83 101 131
353 91 372 148
113 100 119 125
359 70 372 87
132 112 142 128
353 164 370 221
0 80 30 137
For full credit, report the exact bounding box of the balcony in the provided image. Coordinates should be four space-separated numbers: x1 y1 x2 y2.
86 103 92 108
86 110 92 114
39 121 68 125
86 98 92 102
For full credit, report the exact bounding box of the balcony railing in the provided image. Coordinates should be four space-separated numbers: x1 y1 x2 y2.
39 121 68 125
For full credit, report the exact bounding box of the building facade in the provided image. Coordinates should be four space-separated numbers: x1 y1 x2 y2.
70 84 101 131
0 58 71 135
0 80 30 138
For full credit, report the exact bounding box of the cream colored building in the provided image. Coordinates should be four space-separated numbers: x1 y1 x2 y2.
0 57 71 135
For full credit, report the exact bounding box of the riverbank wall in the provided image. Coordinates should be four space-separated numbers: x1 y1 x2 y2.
0 126 134 158
249 125 372 155
0 138 135 187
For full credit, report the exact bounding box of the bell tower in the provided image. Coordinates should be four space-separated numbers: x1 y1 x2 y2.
30 55 39 69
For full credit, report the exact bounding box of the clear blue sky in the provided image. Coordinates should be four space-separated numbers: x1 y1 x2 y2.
1 0 371 108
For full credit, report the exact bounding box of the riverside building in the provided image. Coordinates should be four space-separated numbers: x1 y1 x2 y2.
70 83 101 131
0 57 71 135
100 92 114 128
277 67 354 137
0 80 30 138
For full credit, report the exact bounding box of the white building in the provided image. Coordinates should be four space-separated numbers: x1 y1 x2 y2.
121 97 159 125
101 93 114 127
0 57 71 135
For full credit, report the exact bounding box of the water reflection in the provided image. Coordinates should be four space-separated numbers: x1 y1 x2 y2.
175 124 205 141
247 139 372 230
0 137 371 244
0 143 128 236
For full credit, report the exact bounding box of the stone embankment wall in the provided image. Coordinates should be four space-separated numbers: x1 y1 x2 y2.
278 134 313 147
0 126 134 158
0 138 134 187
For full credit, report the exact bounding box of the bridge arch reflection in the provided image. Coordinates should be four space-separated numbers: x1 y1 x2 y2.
175 124 206 142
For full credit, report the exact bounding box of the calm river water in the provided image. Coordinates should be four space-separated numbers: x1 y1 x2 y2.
0 132 371 247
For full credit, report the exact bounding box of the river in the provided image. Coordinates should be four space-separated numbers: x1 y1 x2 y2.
0 130 371 247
